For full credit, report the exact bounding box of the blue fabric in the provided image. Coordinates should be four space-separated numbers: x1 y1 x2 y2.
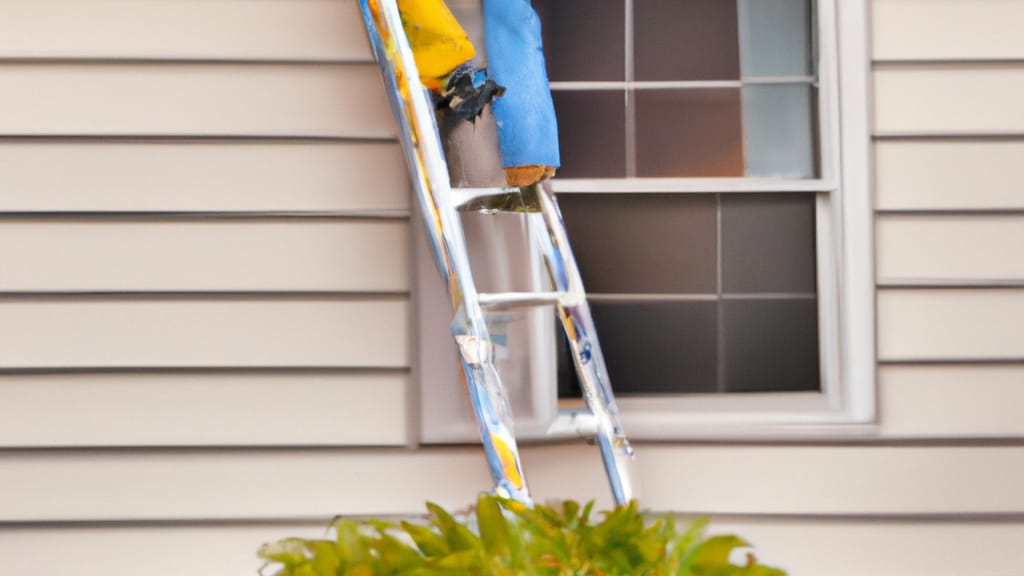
483 0 560 168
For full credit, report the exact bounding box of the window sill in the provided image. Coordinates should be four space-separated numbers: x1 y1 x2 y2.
553 391 879 441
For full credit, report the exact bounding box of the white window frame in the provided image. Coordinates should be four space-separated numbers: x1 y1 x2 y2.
416 0 875 443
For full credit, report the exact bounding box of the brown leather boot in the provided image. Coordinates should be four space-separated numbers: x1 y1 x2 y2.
505 165 556 187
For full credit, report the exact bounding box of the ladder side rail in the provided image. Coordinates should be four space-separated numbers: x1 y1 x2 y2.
357 0 452 282
525 184 637 505
358 0 533 503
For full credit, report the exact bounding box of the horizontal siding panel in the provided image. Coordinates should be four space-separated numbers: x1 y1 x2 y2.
872 0 1024 61
0 142 409 213
0 372 407 447
0 220 410 292
874 141 1024 210
877 289 1024 361
876 215 1024 282
0 449 493 521
874 67 1024 134
880 365 1024 437
0 299 408 368
634 445 1024 516
0 525 308 576
2 445 1023 521
711 519 1024 576
4 521 1024 576
0 0 370 62
0 64 394 137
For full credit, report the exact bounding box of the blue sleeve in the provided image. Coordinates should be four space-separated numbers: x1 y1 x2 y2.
483 0 560 169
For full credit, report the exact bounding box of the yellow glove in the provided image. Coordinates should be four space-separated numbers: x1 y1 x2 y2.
397 0 476 91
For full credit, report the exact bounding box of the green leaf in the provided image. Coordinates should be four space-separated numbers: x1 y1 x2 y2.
437 549 480 570
259 500 786 576
562 500 580 526
401 568 452 576
374 532 425 571
736 564 788 576
401 521 449 557
258 538 308 566
535 502 566 529
580 501 595 525
368 519 394 533
670 516 710 573
513 506 569 563
426 501 480 552
334 519 373 565
477 494 511 557
308 541 341 575
343 564 374 576
689 535 750 574
636 536 667 564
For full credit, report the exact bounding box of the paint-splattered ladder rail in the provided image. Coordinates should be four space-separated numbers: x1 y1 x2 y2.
357 0 635 506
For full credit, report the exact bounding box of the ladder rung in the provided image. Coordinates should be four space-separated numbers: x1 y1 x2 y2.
450 187 513 209
546 409 599 438
478 291 564 309
451 187 543 213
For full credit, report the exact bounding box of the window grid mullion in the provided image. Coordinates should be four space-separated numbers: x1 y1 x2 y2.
550 178 838 194
624 0 637 178
715 193 727 393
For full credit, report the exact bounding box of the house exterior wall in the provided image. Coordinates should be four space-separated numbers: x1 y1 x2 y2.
1 1 1022 575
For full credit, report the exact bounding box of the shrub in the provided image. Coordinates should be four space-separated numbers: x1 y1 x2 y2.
258 495 785 575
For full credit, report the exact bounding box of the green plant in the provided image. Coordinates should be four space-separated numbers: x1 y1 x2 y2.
259 495 785 576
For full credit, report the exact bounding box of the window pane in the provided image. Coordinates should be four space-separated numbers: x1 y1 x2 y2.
458 211 543 416
634 0 740 81
460 210 535 293
551 90 626 178
533 0 625 82
559 194 717 293
742 84 817 178
721 193 817 293
722 299 820 393
739 0 813 77
560 302 719 396
545 1 826 400
635 89 743 177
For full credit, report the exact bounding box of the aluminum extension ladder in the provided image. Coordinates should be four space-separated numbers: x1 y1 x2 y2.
358 0 635 506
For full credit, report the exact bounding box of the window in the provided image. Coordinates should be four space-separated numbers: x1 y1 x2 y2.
537 0 817 180
418 0 874 441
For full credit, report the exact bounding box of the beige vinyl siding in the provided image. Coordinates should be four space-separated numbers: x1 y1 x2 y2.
872 0 1024 447
4 445 1024 521
877 289 1024 361
873 0 1024 61
876 215 1024 282
0 299 408 368
0 0 412 460
0 64 393 137
879 365 1024 437
706 519 1024 576
4 445 1024 574
0 142 410 213
0 220 409 292
0 0 371 62
861 0 1024 562
875 141 1024 210
871 0 1024 459
0 372 409 447
874 66 1024 135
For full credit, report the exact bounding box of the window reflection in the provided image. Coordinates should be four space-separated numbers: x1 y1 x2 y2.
635 89 744 177
633 0 741 81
